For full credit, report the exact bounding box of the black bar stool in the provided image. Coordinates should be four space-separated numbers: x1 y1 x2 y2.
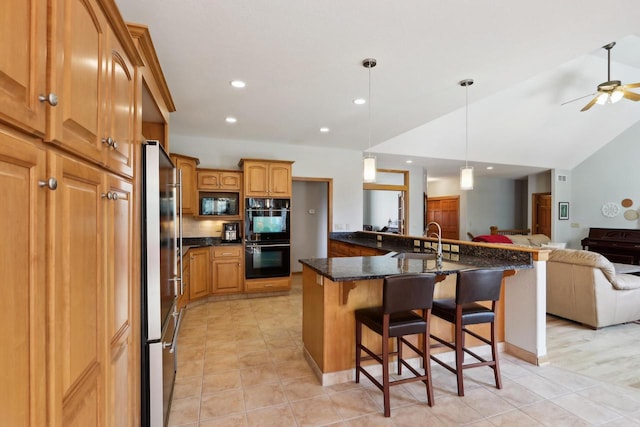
355 273 437 417
429 268 504 397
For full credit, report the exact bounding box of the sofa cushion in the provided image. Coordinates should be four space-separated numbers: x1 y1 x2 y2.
548 248 617 284
508 235 531 246
528 234 551 247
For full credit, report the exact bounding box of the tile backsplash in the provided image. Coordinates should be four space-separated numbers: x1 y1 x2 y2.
182 216 224 238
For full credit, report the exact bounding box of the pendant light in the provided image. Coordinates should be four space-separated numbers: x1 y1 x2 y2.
362 58 377 183
459 78 474 191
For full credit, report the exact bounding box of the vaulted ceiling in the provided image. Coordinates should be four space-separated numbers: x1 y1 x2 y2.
115 0 640 179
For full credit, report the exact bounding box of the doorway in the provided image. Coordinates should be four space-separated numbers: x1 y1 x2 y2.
532 193 551 237
425 195 460 239
291 178 332 273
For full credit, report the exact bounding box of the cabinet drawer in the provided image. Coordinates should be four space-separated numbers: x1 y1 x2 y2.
244 276 290 292
213 246 242 258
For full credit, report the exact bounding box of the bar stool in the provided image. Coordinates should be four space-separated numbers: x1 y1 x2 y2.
355 273 437 417
429 268 504 397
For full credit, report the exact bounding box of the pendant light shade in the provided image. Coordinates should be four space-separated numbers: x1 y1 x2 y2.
362 58 377 182
363 156 376 183
459 78 474 191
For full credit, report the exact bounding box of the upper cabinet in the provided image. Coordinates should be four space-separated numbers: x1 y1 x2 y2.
197 169 242 191
0 0 47 136
171 153 199 215
239 159 293 198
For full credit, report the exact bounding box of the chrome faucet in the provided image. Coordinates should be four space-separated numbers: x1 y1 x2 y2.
425 221 443 269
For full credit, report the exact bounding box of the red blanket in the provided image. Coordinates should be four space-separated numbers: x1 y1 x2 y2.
472 234 513 244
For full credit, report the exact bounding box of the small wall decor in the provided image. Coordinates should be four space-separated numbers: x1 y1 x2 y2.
621 198 633 208
624 210 639 221
601 202 621 218
559 202 569 220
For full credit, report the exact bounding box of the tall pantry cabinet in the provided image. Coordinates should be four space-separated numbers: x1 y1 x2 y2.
0 0 169 425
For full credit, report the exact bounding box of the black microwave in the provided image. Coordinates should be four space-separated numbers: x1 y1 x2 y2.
199 192 240 216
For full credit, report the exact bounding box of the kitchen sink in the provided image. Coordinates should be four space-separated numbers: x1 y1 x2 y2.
392 252 436 260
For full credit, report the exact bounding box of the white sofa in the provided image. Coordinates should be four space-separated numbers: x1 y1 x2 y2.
546 248 640 328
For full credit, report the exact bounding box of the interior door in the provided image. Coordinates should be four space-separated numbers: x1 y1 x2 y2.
533 193 551 237
426 195 460 239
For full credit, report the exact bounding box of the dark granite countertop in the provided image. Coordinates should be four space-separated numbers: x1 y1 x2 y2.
182 237 242 254
299 231 533 281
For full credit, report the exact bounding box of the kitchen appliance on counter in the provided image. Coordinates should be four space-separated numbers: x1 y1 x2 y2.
141 141 183 427
245 198 291 279
222 222 240 243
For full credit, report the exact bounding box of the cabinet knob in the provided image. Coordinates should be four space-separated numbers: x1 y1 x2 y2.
102 137 117 149
38 177 58 190
38 93 58 106
101 192 119 200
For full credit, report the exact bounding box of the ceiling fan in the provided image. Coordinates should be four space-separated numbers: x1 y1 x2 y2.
578 42 640 112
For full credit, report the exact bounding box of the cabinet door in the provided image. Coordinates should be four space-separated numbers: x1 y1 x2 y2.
189 248 210 300
174 157 197 214
0 0 47 135
104 174 134 426
197 171 221 190
0 131 47 427
269 163 291 197
212 256 242 294
219 172 242 190
104 32 135 178
48 0 107 164
49 153 105 427
244 162 268 196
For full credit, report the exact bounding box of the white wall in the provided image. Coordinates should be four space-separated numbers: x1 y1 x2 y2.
291 181 328 272
565 121 640 248
170 134 363 232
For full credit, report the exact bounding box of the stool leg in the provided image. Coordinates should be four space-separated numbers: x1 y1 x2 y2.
455 321 465 397
423 330 434 406
397 337 402 375
491 320 502 390
355 319 361 383
382 330 391 417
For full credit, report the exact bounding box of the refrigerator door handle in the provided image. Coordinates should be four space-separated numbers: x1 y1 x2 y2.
177 169 184 295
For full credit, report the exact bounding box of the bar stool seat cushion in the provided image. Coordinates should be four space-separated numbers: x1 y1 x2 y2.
355 307 427 337
431 299 496 325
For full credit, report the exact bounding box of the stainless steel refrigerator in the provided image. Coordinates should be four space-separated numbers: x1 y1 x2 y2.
142 141 183 427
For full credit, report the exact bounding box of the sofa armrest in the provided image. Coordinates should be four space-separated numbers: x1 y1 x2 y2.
612 273 640 290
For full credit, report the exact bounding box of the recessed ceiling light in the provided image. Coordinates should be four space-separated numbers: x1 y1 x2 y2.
405 160 413 164
353 98 366 105
319 127 330 133
486 166 494 170
230 80 246 88
225 116 237 124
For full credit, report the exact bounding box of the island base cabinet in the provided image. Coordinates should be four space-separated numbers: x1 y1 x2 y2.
244 276 291 293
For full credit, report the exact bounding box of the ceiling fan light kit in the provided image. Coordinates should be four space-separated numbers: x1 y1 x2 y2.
581 41 640 111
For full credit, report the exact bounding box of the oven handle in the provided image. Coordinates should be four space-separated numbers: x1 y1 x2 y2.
247 243 291 248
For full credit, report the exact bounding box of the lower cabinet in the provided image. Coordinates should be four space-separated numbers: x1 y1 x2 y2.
329 240 386 257
211 246 243 294
189 247 211 300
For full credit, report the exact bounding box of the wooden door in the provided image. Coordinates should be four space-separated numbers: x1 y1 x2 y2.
173 156 198 214
0 0 47 136
0 132 47 427
49 153 105 427
426 195 460 239
104 174 134 426
269 163 292 197
533 193 552 237
104 31 135 178
219 171 242 190
189 248 210 299
244 162 269 196
48 0 106 164
212 259 243 293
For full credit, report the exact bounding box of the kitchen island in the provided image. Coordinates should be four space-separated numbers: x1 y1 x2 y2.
299 232 549 385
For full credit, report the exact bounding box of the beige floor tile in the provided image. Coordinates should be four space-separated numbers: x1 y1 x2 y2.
328 388 380 419
237 351 272 369
486 378 545 407
511 372 572 399
388 403 449 426
520 400 591 427
553 393 623 424
363 383 419 412
281 375 327 401
200 389 245 420
484 409 541 426
426 394 485 425
240 363 280 387
461 386 516 418
202 371 242 395
173 376 202 400
198 413 248 427
176 359 204 379
273 358 315 381
289 395 343 426
167 397 200 427
242 382 288 411
245 404 297 427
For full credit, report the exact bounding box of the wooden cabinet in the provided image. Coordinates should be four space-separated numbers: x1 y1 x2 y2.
329 239 386 257
0 0 47 136
0 130 47 427
239 159 293 198
197 169 242 191
245 276 291 293
211 246 243 294
189 247 211 300
171 153 199 215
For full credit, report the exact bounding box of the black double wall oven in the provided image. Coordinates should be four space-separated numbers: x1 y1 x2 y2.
245 198 291 279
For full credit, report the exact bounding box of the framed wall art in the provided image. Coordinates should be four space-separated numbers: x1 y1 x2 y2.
559 202 569 220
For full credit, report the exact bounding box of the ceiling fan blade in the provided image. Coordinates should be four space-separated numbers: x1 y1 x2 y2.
580 96 599 112
622 90 640 101
561 93 595 106
623 82 640 89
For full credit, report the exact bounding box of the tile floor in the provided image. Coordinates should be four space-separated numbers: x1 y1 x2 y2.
169 275 640 426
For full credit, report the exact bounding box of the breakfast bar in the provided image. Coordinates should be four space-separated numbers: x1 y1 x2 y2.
299 232 548 385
